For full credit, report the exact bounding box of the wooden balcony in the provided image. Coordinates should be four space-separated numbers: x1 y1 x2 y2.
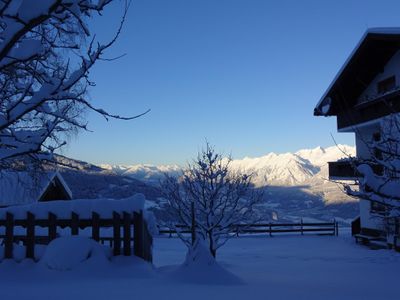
336 91 400 130
328 160 359 180
328 160 384 180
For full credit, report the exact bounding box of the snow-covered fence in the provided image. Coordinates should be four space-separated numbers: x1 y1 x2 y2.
159 220 339 237
0 197 153 262
237 221 338 236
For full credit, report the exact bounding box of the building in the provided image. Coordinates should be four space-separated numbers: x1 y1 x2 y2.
314 28 400 241
0 171 72 207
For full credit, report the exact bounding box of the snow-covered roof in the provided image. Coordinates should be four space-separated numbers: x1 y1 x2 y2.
314 28 400 116
0 171 72 207
366 27 400 35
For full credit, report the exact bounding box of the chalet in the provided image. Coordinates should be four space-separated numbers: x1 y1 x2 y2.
0 171 72 207
314 28 400 244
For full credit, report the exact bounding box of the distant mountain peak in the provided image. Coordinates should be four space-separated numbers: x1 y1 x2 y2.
99 145 355 188
55 145 358 222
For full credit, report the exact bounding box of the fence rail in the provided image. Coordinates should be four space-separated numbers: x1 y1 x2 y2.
0 210 152 262
158 220 339 237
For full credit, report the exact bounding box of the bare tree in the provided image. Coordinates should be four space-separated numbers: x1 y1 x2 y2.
0 0 148 169
161 143 262 258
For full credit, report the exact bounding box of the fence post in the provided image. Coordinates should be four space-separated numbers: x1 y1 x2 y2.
26 212 35 260
134 211 144 259
5 212 14 259
92 212 100 242
113 211 121 256
123 212 131 256
71 212 79 236
300 218 304 236
333 218 335 236
48 212 57 242
335 219 339 236
143 220 153 263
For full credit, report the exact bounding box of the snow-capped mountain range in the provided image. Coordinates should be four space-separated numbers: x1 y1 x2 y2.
99 164 182 185
101 145 355 189
56 145 358 223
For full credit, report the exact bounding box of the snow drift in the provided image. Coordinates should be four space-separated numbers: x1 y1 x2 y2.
171 240 243 285
41 236 111 271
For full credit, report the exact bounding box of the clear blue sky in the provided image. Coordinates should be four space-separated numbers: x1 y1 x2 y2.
62 0 400 165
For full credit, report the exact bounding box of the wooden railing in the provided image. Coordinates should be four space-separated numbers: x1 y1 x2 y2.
158 220 339 237
328 160 383 180
0 210 152 262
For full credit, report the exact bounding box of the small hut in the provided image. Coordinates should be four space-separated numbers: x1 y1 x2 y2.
0 171 72 207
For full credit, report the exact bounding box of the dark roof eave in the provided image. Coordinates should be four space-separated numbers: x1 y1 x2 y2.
314 28 400 115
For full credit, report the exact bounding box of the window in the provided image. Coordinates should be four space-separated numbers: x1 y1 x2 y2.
377 76 396 94
370 201 387 214
373 132 381 142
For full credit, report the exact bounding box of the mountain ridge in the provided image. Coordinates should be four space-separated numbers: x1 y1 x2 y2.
55 145 358 224
100 144 356 188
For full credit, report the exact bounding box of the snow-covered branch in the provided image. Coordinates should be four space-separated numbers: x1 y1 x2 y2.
161 143 263 258
0 0 146 168
343 114 400 218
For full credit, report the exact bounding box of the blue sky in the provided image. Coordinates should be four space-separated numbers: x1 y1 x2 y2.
62 0 400 165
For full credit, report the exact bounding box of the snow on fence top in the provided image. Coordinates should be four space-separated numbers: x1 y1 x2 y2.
0 194 146 220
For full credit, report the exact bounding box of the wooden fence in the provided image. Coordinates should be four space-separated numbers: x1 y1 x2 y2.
0 210 152 262
158 220 339 237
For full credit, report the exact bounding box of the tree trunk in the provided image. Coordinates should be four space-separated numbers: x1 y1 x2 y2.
208 232 216 258
191 201 196 245
210 247 216 258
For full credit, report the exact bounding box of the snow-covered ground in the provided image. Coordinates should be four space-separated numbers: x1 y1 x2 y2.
1 232 399 300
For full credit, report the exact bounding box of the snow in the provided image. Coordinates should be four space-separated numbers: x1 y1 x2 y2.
367 27 400 35
0 243 47 262
0 38 44 68
41 237 111 271
355 164 400 208
100 146 358 222
0 232 399 299
0 0 119 162
104 145 356 187
100 163 182 185
0 171 72 206
295 144 355 167
0 194 146 219
171 239 243 285
347 114 400 209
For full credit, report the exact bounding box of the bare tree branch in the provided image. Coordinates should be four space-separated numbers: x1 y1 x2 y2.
0 0 148 168
161 143 263 258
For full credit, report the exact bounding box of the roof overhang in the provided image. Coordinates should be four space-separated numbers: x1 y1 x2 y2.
38 171 73 200
314 28 400 116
